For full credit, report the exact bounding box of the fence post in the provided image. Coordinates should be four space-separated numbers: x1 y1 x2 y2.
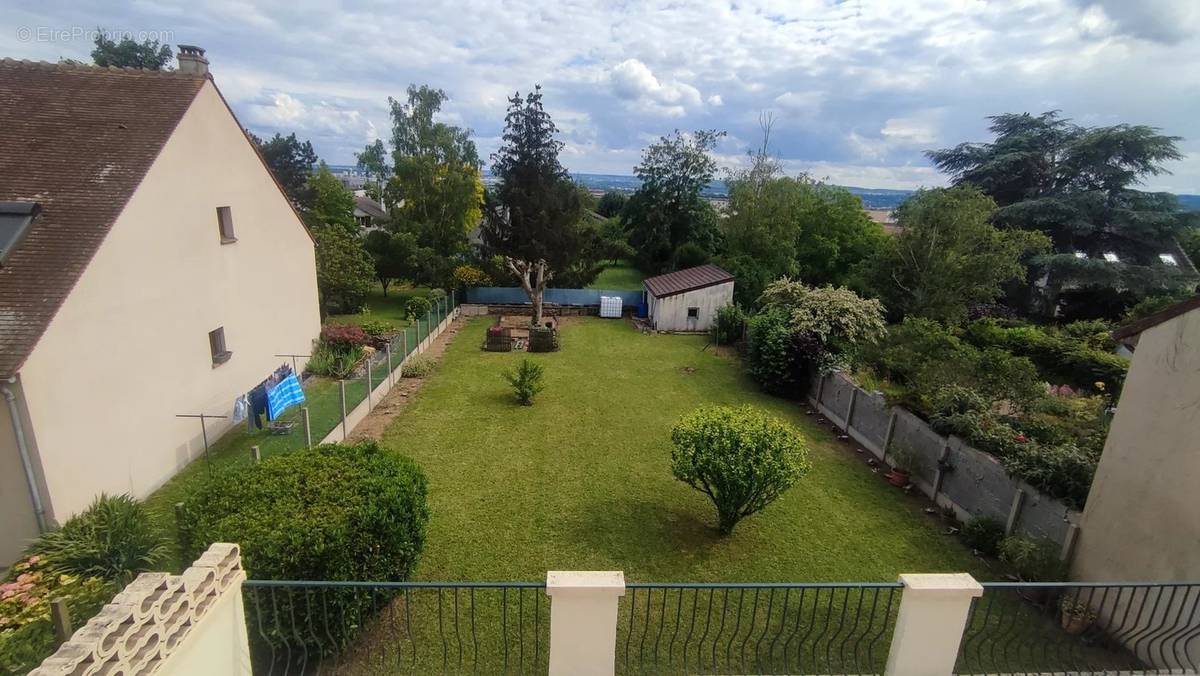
1005 488 1027 535
338 380 347 439
50 598 72 646
546 571 625 676
386 342 394 387
884 573 982 676
814 373 826 405
301 407 312 448
1061 523 1080 563
845 386 858 430
415 319 422 352
250 446 260 464
366 361 373 408
882 410 899 462
932 441 951 497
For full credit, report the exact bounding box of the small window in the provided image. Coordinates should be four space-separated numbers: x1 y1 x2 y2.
216 206 236 243
687 307 699 319
1103 252 1119 263
209 327 232 366
1073 251 1087 259
1160 253 1178 266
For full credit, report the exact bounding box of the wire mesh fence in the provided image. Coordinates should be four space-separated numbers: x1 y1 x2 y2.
616 582 902 675
955 582 1200 674
242 580 546 675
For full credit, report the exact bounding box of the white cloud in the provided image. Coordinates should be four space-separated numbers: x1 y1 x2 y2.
4 0 1197 190
609 58 702 117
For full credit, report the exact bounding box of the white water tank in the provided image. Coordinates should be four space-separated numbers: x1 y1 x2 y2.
599 296 622 318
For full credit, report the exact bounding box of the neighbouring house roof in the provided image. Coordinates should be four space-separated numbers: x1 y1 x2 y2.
644 264 734 298
1112 294 1200 344
354 195 386 220
0 59 209 378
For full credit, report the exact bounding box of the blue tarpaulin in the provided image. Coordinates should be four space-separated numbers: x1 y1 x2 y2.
466 287 644 307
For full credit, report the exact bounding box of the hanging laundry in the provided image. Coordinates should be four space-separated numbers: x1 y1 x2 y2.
231 394 249 424
267 373 305 420
248 385 268 429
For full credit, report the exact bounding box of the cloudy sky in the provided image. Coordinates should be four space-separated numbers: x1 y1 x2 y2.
4 0 1199 191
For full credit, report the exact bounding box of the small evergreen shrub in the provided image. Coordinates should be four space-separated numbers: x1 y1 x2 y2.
961 517 1005 556
998 535 1068 582
358 319 395 338
28 493 167 585
746 308 796 394
401 355 436 378
671 405 811 534
178 442 429 656
405 296 433 320
503 359 546 405
711 304 746 345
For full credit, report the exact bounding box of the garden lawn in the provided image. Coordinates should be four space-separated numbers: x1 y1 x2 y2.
382 317 994 584
587 261 645 290
327 284 434 327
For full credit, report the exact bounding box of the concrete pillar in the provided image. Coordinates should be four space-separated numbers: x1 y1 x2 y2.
546 571 625 676
884 573 982 676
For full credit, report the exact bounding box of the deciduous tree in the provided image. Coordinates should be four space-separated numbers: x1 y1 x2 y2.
623 130 724 273
865 186 1050 323
90 33 172 70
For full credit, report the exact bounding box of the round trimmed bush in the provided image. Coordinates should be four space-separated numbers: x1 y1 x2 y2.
405 296 433 320
671 405 811 534
177 441 428 655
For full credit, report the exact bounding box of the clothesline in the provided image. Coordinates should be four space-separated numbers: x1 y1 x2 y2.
231 362 305 430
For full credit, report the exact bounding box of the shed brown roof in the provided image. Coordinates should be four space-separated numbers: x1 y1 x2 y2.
643 264 734 298
0 59 207 378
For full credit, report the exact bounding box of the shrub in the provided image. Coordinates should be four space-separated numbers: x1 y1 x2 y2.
998 535 1067 582
428 288 447 300
711 303 746 345
0 555 114 674
671 405 811 534
405 296 433 320
1000 442 1097 509
28 494 167 585
746 309 796 394
178 442 428 656
401 355 436 378
358 318 395 338
963 318 1127 394
320 324 371 352
307 342 364 379
961 517 1005 556
503 359 546 405
759 279 886 362
453 264 492 289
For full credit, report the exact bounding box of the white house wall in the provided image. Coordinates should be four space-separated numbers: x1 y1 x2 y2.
16 81 321 522
650 282 733 332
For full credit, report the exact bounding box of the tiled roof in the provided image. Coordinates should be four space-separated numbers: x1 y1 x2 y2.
643 264 734 298
354 195 386 220
1112 294 1200 342
0 59 207 378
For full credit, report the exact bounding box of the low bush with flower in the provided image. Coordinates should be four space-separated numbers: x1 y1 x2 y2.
0 555 114 673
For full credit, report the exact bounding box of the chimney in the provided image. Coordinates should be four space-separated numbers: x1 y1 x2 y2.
176 45 209 76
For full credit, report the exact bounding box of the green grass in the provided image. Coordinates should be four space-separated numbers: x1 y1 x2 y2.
587 261 645 290
383 317 989 584
326 284 434 327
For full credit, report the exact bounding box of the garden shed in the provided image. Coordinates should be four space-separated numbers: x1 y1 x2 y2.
644 264 735 332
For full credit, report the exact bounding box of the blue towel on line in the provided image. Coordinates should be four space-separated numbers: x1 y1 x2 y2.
267 373 305 420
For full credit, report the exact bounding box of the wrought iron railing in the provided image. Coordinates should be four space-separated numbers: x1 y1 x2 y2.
956 582 1200 674
617 582 902 675
241 580 546 675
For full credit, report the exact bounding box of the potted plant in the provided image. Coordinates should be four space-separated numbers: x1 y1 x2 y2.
1059 596 1097 634
998 535 1068 603
885 447 916 487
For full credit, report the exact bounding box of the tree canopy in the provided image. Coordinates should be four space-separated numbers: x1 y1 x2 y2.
928 111 1197 317
864 186 1050 323
250 132 318 209
307 163 357 231
720 147 884 306
623 130 724 273
90 33 172 70
386 85 483 258
481 87 586 324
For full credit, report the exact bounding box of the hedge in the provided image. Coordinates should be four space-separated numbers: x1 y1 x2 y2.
177 441 428 657
963 319 1127 393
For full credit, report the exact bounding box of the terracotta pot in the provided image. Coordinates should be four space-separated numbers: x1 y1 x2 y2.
1061 612 1092 635
886 469 910 487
